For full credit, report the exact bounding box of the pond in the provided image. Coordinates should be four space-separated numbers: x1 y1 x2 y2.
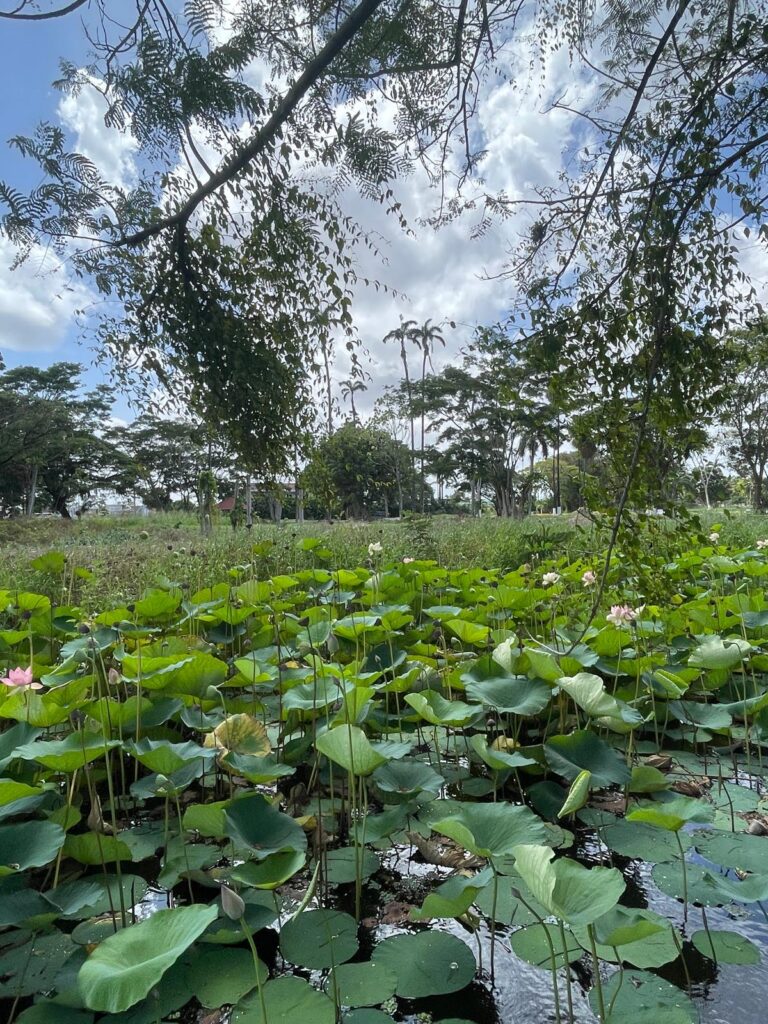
1 533 768 1023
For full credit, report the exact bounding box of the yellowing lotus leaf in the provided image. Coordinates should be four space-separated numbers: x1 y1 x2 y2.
204 714 271 757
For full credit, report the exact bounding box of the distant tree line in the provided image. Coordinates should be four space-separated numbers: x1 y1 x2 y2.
3 310 768 521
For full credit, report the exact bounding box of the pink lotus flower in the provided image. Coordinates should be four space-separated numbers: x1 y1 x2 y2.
582 570 597 587
606 604 644 627
1 666 42 691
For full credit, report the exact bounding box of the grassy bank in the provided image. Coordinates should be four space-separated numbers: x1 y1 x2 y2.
0 508 766 609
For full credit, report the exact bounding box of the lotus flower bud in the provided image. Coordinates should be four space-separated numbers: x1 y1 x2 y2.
221 884 245 920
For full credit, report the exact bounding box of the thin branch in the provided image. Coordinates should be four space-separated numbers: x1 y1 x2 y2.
0 0 88 19
118 0 386 248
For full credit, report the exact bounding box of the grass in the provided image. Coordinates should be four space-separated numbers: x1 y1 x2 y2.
0 507 766 610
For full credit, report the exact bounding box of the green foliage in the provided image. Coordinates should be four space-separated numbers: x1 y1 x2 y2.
303 422 416 518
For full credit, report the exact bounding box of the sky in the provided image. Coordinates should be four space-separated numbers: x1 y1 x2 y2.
2 10 768 427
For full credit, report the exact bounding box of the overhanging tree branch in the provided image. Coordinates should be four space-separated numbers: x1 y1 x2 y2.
118 0 386 248
0 0 89 20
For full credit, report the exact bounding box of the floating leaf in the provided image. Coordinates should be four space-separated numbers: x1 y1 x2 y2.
691 929 760 964
325 962 398 1007
372 931 475 998
232 976 335 1024
280 909 358 969
591 968 697 1023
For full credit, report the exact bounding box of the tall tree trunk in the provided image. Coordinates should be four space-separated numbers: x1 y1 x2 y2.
26 465 38 517
754 472 764 511
322 341 334 436
420 349 427 513
245 476 253 529
401 342 416 507
230 478 240 529
528 448 535 515
383 492 389 518
268 493 283 523
295 485 305 524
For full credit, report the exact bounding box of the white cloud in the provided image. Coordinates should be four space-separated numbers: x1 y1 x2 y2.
329 45 594 416
58 81 137 189
0 236 90 353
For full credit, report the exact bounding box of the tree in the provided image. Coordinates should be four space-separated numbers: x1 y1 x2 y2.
371 385 413 515
383 319 420 499
724 320 768 510
411 319 446 511
418 331 527 517
688 449 727 509
3 0 767 489
0 363 130 516
304 422 414 518
121 416 216 511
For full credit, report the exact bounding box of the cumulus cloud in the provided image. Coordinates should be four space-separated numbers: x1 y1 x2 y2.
0 236 90 354
329 45 595 415
58 81 137 189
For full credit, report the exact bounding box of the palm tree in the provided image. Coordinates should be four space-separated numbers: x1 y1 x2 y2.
340 378 367 425
383 318 419 503
516 403 553 514
411 319 446 512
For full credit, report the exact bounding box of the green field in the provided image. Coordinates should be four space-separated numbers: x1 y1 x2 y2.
2 509 767 609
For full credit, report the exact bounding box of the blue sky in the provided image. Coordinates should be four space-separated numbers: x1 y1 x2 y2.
0 15 108 385
1 16 595 423
4 16 765 428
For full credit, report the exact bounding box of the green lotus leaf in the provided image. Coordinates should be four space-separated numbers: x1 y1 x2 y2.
404 690 480 727
232 976 336 1024
691 928 760 964
428 800 548 858
627 796 714 832
184 946 265 1008
225 793 307 860
410 866 494 921
510 922 583 969
12 733 121 772
325 961 398 1007
279 908 359 969
0 820 65 872
558 769 591 818
512 844 625 926
462 665 551 715
371 758 443 802
544 730 631 787
315 725 388 776
77 903 218 1012
372 931 475 998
